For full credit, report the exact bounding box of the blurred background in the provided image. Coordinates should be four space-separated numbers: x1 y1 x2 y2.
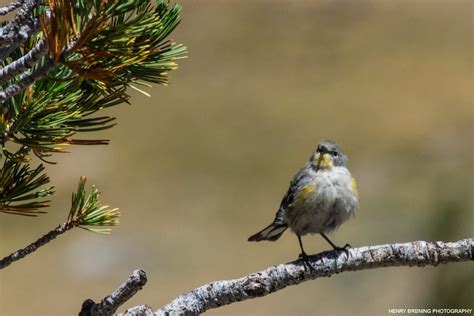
1 0 472 315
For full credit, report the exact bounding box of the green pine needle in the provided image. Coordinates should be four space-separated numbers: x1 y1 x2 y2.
0 157 54 216
0 0 185 218
1 0 186 159
68 176 120 234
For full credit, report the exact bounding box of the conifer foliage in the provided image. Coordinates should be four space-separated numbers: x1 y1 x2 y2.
0 0 185 230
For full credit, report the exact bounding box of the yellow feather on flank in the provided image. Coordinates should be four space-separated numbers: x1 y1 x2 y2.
295 185 314 205
303 185 314 194
351 178 358 194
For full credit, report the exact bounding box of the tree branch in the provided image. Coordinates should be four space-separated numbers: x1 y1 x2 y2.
0 58 55 103
0 39 47 84
0 177 119 269
79 269 148 316
0 0 40 61
0 221 74 269
0 0 24 16
113 238 472 315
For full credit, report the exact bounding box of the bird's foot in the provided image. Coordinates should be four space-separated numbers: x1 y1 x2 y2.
333 243 351 256
298 252 315 271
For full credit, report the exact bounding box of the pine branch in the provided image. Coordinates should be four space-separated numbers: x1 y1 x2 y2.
0 176 119 269
0 0 186 159
68 176 120 234
0 0 24 16
0 221 74 269
0 0 40 61
0 39 47 84
0 157 53 216
103 238 472 315
0 57 54 102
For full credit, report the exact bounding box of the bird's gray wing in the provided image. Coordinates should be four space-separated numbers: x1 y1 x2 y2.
273 167 310 225
248 165 312 242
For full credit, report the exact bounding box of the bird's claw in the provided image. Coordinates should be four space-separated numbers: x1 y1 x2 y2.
333 243 351 256
298 252 316 271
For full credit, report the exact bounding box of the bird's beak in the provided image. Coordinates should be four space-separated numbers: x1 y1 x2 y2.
316 152 324 166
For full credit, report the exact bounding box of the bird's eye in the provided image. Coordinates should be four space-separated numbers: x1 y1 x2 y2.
332 151 339 157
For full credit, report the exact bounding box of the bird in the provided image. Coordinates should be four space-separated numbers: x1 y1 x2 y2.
248 140 358 258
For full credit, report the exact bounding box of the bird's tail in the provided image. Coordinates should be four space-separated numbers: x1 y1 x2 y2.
248 223 288 242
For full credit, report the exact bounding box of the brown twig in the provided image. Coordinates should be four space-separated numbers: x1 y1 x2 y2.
0 221 74 269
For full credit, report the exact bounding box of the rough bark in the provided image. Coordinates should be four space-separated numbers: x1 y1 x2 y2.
0 0 39 61
79 269 148 316
0 39 47 84
0 58 54 102
0 0 23 16
101 238 472 315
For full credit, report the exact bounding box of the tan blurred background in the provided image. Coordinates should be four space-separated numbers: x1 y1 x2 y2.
1 0 473 315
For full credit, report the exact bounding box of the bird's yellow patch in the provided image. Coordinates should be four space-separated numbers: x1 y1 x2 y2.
314 153 333 169
295 185 314 205
351 178 358 194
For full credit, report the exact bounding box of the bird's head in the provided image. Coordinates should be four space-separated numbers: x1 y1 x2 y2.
310 140 347 170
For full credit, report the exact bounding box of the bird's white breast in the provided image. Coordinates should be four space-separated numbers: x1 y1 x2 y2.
286 166 358 236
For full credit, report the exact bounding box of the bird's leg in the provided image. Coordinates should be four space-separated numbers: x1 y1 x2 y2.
320 233 351 255
297 234 307 258
297 235 315 271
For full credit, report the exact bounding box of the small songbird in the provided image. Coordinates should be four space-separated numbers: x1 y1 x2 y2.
248 140 358 258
